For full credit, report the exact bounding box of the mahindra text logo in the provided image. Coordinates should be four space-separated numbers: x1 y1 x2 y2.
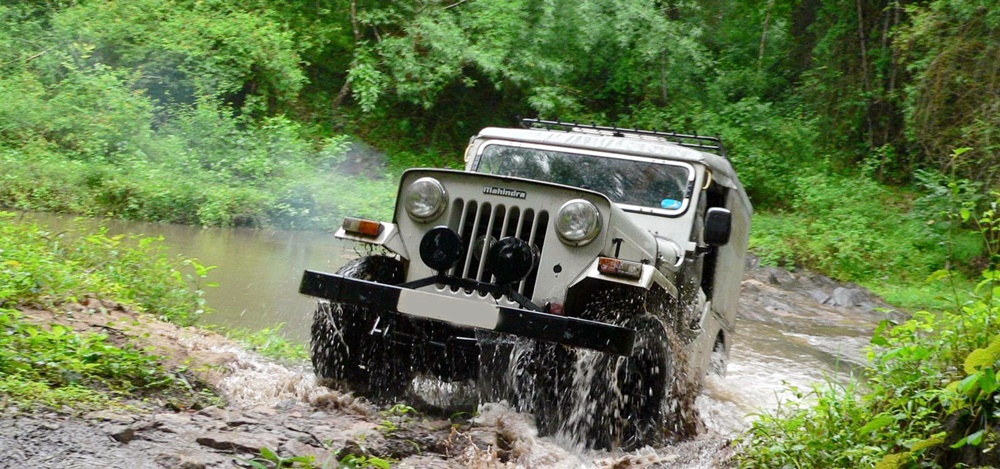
483 186 527 199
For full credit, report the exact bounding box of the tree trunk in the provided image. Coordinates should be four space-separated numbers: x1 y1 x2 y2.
758 0 776 70
856 0 875 148
332 0 364 110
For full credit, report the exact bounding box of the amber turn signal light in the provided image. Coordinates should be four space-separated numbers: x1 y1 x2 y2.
597 257 643 279
342 217 383 237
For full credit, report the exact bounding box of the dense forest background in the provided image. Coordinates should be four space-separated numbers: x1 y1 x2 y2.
0 0 997 285
3 2 1000 466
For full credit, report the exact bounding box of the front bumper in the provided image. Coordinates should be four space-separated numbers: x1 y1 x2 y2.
300 269 636 356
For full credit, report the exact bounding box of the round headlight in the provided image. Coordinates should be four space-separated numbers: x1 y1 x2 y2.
555 199 602 245
404 177 447 222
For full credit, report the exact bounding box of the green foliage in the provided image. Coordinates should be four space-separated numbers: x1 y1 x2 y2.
351 0 712 116
739 195 1000 468
0 0 404 232
221 323 309 363
0 212 208 323
751 171 943 282
897 0 1000 185
0 213 222 410
243 447 318 469
0 305 197 410
337 455 392 469
378 403 418 435
49 0 306 114
0 98 397 230
0 309 174 405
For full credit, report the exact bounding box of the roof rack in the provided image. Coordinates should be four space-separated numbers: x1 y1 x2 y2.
520 118 727 158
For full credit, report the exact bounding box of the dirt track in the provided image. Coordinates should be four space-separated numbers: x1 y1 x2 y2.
0 257 894 468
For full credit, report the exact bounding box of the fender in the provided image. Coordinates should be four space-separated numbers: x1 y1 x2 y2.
569 258 679 299
335 222 410 261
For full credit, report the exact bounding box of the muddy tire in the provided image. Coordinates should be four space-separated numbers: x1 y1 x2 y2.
310 256 412 401
476 331 566 435
538 284 696 450
311 300 364 384
555 314 673 450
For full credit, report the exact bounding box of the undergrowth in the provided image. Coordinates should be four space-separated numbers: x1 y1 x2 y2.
750 173 970 284
738 192 1000 468
0 212 214 410
219 323 309 363
0 105 398 231
0 308 182 410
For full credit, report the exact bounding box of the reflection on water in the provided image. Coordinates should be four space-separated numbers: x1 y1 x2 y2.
14 211 353 341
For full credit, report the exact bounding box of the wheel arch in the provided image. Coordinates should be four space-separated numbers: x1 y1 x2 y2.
568 260 678 298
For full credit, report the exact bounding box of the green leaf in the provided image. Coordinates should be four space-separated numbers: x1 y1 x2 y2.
958 372 982 394
259 447 279 461
858 414 895 434
980 369 998 394
926 269 952 283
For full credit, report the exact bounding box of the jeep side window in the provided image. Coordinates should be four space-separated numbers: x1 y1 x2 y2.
477 143 691 214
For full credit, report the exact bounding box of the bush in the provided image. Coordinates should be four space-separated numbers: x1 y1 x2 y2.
0 212 216 410
751 172 944 282
739 194 1000 468
0 212 208 323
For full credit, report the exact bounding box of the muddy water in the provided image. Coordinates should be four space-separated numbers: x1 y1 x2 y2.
15 212 349 338
13 212 889 464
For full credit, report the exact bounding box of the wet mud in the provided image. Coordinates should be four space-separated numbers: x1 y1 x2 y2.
0 256 897 468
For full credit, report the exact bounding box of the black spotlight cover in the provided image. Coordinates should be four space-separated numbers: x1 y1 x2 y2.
487 237 537 285
419 226 463 272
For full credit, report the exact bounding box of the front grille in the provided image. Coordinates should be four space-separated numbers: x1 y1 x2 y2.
447 199 549 300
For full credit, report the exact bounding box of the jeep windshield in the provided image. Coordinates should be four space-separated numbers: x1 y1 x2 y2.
475 142 693 214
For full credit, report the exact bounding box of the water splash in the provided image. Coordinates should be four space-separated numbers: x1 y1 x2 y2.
556 348 611 450
177 334 368 412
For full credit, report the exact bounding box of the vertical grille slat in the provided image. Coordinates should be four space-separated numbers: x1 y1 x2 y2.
447 200 547 301
460 203 484 279
475 205 499 282
447 199 469 277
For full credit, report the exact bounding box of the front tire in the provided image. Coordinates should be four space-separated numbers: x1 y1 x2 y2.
540 284 698 450
310 256 412 401
556 314 674 450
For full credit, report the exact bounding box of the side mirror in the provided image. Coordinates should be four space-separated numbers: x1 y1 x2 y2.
704 208 732 246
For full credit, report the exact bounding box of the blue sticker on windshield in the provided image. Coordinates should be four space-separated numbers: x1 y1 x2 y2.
660 198 682 210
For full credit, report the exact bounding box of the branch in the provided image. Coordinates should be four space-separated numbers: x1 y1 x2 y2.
444 0 470 10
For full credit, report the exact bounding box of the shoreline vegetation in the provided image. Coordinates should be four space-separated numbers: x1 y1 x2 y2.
0 212 212 411
2 0 998 466
0 213 307 412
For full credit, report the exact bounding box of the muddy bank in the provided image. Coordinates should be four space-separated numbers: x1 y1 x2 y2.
0 258 896 468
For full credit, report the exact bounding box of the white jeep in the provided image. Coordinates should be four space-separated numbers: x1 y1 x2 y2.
301 119 752 449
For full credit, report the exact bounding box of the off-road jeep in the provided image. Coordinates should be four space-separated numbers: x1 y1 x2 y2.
300 119 752 449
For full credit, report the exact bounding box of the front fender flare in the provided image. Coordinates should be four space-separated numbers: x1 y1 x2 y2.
569 259 678 299
335 222 410 261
